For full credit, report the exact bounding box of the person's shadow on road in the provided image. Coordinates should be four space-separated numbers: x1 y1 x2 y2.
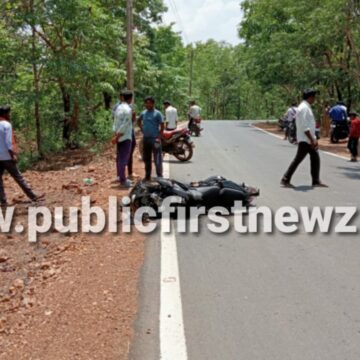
293 185 314 192
337 165 360 180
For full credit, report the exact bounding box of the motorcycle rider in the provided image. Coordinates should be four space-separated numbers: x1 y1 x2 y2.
329 101 349 143
138 97 165 181
188 101 201 130
281 89 328 188
163 101 178 131
348 111 360 162
329 101 348 123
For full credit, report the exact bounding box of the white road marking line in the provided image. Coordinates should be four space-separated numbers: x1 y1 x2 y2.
250 123 283 140
250 123 350 160
160 157 188 360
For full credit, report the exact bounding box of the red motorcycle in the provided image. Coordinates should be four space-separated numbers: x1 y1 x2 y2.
161 128 194 162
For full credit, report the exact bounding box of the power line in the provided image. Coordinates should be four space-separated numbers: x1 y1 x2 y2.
167 0 190 44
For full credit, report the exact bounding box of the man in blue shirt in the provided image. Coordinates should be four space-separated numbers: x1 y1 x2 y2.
0 106 44 205
138 97 165 181
329 101 347 123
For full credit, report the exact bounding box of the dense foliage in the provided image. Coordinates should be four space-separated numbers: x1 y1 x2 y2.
0 0 187 160
1 0 360 163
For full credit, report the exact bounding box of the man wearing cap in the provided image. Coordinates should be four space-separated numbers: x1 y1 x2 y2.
348 111 360 162
0 106 44 205
281 89 328 188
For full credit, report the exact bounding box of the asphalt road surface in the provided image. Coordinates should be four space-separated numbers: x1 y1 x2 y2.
130 121 360 360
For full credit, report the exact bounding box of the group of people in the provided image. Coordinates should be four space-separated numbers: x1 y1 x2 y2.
328 101 360 162
0 94 201 206
281 89 360 188
112 91 201 187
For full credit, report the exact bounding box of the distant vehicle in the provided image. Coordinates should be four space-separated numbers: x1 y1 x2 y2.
189 117 203 137
330 121 349 143
288 121 297 144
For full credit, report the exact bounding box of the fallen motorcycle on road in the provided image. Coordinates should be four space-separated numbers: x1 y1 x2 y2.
129 176 260 218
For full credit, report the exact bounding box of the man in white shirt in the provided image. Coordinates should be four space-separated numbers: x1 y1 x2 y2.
112 91 134 188
0 106 44 205
188 101 201 129
281 89 328 188
163 101 178 130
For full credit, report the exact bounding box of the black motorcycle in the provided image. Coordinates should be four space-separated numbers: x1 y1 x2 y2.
189 118 203 137
129 176 260 217
287 121 297 144
330 121 349 143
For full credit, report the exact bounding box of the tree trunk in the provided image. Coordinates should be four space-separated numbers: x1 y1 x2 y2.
32 35 43 158
103 92 112 110
30 4 43 158
60 83 72 143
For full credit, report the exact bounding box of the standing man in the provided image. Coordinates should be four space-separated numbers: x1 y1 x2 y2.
188 101 201 129
0 106 44 206
163 101 178 131
112 90 134 188
138 97 164 181
127 103 138 180
348 111 360 162
281 89 328 188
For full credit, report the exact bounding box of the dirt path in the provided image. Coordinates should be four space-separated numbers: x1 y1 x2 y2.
0 144 144 360
255 122 352 159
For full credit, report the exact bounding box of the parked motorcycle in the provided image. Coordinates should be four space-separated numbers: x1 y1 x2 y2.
330 121 349 143
129 176 260 217
278 117 286 131
161 128 194 162
189 117 203 137
287 121 297 144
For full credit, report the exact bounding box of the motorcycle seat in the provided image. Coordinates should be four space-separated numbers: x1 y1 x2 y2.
188 189 203 201
163 129 179 139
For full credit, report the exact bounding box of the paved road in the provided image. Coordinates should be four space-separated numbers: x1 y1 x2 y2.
130 121 360 360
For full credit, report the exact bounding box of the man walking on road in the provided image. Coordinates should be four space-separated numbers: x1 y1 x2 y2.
138 97 164 181
112 90 134 188
281 89 328 188
0 106 44 205
163 101 178 131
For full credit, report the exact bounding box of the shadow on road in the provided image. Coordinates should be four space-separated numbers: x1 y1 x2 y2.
337 165 360 180
164 159 193 164
293 185 314 192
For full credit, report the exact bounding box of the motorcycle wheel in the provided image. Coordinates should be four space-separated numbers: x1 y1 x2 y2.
173 140 193 162
330 133 338 144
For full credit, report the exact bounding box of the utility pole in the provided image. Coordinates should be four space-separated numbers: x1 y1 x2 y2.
189 46 194 98
126 0 134 92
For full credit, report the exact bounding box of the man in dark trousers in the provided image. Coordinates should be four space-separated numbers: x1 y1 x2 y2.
138 97 164 181
0 106 44 206
348 111 360 162
281 89 328 188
